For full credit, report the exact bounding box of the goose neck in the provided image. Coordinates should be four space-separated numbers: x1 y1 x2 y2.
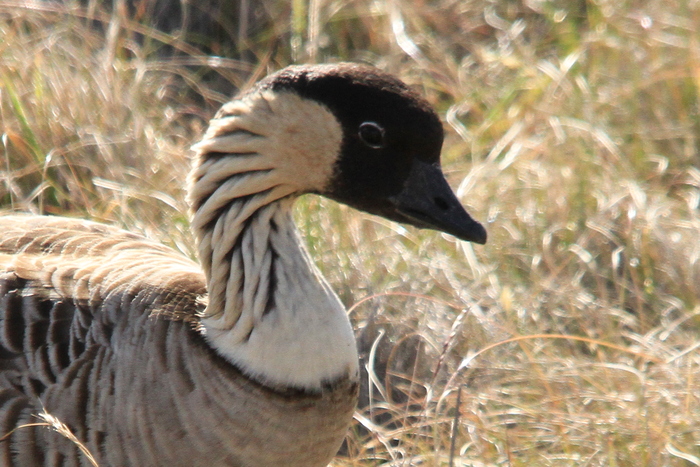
188 156 359 390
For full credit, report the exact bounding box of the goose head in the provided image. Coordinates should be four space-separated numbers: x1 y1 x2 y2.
191 63 486 245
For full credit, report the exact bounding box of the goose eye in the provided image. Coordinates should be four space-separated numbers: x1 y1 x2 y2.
358 122 385 149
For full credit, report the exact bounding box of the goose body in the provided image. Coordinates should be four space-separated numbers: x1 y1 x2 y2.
0 63 486 466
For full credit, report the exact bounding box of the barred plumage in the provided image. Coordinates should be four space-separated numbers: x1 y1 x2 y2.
0 63 485 466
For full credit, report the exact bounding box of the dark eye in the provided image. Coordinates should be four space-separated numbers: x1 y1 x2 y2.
358 122 385 149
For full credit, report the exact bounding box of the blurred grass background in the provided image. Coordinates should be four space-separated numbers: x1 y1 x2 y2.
2 0 700 465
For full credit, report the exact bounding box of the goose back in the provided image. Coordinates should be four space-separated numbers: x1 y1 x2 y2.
0 215 357 466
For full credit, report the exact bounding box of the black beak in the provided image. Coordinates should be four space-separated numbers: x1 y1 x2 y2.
389 160 487 244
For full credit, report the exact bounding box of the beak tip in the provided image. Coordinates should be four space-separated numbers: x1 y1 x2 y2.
458 221 487 245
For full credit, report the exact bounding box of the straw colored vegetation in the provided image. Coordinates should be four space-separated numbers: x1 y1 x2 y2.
1 0 699 465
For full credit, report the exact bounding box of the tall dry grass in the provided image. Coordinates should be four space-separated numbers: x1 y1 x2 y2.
1 0 699 465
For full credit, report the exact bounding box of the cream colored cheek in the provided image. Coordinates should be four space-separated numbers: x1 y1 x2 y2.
273 112 343 192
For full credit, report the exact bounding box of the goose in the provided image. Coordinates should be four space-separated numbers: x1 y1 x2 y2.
0 63 486 467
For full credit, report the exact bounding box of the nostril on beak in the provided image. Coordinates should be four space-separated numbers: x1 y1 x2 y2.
434 197 449 211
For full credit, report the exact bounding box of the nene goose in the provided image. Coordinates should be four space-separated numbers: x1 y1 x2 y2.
0 63 486 466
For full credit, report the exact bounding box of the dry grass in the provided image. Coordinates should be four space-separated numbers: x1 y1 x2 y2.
1 0 699 466
0 410 99 467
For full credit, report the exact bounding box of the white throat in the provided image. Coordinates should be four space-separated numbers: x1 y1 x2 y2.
188 91 359 390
